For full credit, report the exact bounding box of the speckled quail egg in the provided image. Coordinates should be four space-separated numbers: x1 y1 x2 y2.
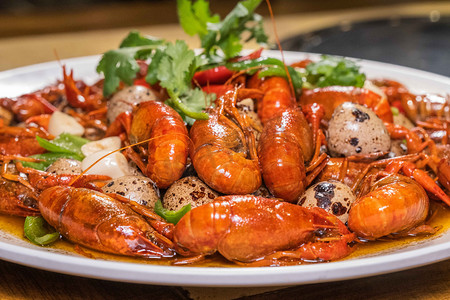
46 158 82 175
163 176 219 211
389 140 408 157
393 112 414 129
327 102 391 157
107 85 159 124
102 175 160 209
298 180 356 223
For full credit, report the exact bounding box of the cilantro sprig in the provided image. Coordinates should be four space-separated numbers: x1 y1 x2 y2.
97 1 268 124
97 33 210 123
146 40 210 122
304 55 366 88
97 31 165 96
178 0 267 60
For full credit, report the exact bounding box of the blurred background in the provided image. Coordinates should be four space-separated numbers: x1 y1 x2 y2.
0 0 446 37
0 0 449 75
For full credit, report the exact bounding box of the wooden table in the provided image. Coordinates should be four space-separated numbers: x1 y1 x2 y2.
0 2 449 299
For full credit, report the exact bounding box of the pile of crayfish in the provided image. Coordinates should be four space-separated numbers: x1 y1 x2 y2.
0 53 449 267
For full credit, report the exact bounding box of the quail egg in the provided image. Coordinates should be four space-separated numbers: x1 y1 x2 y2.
163 176 219 211
327 102 391 157
107 85 159 124
389 140 408 157
102 175 159 209
298 180 356 223
46 158 82 175
393 112 414 129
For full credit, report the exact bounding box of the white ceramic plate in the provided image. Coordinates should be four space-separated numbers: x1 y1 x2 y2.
0 51 449 287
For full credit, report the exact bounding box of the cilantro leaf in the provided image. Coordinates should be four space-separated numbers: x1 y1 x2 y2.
206 0 266 59
97 31 165 96
157 40 195 96
119 30 163 48
179 0 266 60
177 0 219 36
144 40 210 121
175 88 212 125
305 55 366 88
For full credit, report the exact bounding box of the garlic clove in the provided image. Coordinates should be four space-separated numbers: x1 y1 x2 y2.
81 150 131 179
81 136 122 157
48 111 85 136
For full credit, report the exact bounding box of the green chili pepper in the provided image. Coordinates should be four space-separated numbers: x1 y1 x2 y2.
172 98 209 120
391 107 399 116
21 152 84 171
258 65 303 93
226 57 284 75
154 200 191 224
36 133 89 157
24 216 60 246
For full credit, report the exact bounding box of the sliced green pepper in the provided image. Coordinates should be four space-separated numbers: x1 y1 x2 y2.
21 153 84 171
24 216 60 246
154 200 191 224
36 133 89 157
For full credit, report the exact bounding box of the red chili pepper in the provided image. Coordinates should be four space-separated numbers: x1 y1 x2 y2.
232 47 264 62
202 85 234 99
194 48 265 86
133 78 150 88
194 66 234 86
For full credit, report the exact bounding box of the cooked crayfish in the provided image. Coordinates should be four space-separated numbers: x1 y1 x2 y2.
258 107 318 202
39 186 175 257
190 89 262 194
173 195 355 266
348 174 431 240
299 86 393 123
106 100 189 189
0 126 50 156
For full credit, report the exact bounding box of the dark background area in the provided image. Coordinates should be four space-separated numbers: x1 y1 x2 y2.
0 0 447 37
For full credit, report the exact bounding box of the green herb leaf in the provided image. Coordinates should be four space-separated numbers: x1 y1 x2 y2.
157 40 196 96
147 40 211 122
119 30 163 48
97 31 165 96
196 0 266 60
305 55 366 88
177 0 219 36
24 216 60 246
170 88 212 125
154 200 191 224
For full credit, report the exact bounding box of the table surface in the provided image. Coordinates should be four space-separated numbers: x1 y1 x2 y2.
0 2 449 299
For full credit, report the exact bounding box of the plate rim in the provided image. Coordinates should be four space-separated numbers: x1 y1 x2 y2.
0 51 449 287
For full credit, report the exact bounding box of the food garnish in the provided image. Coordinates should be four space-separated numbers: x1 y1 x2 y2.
24 216 60 246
